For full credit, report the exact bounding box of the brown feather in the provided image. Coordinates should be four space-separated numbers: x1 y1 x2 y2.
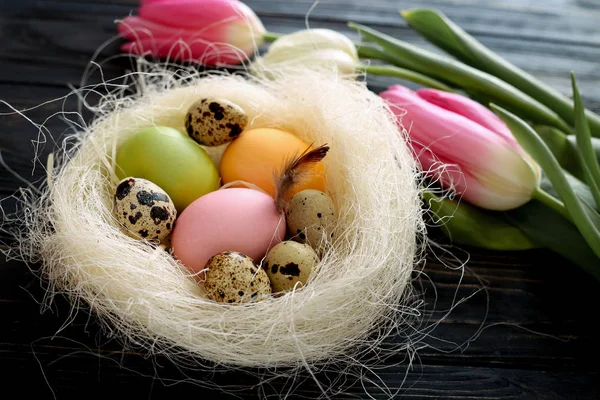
274 143 330 213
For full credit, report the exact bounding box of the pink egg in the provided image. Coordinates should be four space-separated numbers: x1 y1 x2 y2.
171 188 286 273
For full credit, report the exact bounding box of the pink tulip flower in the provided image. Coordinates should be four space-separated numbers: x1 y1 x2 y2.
118 0 266 66
416 88 518 148
381 85 540 211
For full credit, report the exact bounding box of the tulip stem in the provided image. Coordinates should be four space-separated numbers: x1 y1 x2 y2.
359 64 457 92
401 8 600 137
357 44 402 64
348 21 574 134
533 188 570 220
263 32 283 42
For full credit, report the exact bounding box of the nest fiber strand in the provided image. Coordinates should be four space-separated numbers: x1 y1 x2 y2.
19 69 423 368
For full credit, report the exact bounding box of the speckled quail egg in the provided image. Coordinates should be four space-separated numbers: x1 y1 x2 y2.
263 241 318 293
204 251 271 304
185 98 248 146
285 189 336 249
114 177 177 241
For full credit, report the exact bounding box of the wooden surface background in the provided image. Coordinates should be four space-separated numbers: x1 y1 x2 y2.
1 0 599 398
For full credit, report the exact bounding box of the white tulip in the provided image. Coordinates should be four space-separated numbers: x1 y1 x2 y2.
254 29 359 76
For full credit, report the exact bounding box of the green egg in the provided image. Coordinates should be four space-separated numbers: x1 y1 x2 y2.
115 126 220 212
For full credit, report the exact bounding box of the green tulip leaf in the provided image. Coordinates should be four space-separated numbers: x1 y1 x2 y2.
423 191 537 251
540 171 597 212
356 44 400 65
533 125 600 182
400 8 600 136
572 73 600 208
505 200 600 281
348 21 573 134
492 104 600 257
359 64 456 92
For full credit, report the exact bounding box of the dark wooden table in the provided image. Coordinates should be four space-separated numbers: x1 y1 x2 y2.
1 0 599 398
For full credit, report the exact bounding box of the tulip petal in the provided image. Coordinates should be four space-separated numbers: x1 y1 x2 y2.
416 88 518 148
140 0 249 30
119 16 183 40
118 15 225 44
412 142 465 191
383 85 509 169
266 29 357 61
413 141 536 210
120 37 248 66
413 142 526 209
123 0 265 64
382 84 539 210
261 48 358 76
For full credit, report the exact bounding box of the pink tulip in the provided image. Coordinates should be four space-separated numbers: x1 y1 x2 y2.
381 85 540 211
416 88 518 148
118 0 266 66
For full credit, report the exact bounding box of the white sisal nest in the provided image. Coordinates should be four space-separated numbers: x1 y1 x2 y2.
16 67 424 370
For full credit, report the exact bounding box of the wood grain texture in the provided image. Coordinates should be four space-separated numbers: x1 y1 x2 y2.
1 0 599 398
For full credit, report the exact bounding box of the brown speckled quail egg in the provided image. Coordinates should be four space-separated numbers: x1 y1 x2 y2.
263 241 318 293
185 98 248 146
285 189 336 249
204 251 271 304
114 177 177 241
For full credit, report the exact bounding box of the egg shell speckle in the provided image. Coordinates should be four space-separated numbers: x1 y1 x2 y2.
204 252 271 303
114 177 177 241
263 241 318 293
171 188 286 273
185 98 248 146
285 189 336 249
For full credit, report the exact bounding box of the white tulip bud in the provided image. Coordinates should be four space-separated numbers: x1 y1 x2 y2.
253 29 359 77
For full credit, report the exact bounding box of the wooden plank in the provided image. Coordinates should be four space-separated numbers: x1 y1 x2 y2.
1 334 598 399
1 245 598 367
0 84 82 226
5 0 600 43
1 0 600 398
244 0 600 45
0 0 598 104
30 0 600 46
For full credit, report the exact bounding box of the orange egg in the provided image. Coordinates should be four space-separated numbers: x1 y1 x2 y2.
220 128 326 197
